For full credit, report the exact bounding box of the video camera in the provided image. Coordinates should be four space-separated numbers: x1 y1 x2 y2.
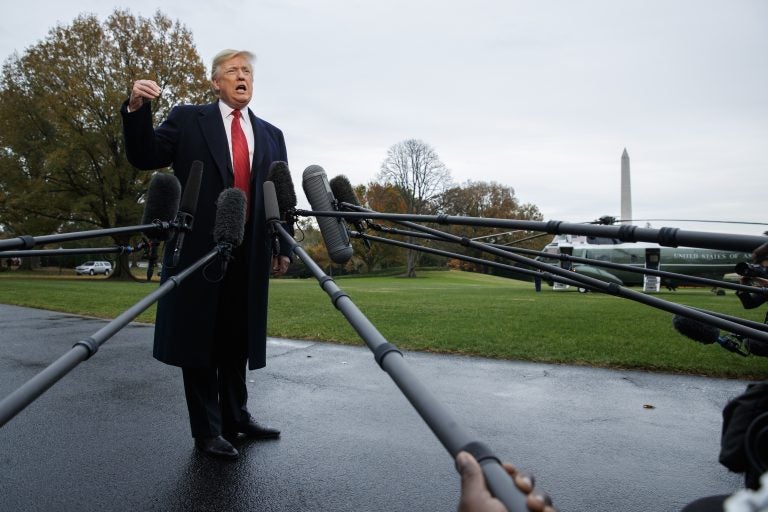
735 261 768 280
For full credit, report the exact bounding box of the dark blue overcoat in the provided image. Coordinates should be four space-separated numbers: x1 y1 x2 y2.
121 100 288 370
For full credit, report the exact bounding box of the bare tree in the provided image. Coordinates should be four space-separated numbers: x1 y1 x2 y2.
378 139 451 276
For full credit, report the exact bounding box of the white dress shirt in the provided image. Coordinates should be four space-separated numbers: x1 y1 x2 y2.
218 101 255 172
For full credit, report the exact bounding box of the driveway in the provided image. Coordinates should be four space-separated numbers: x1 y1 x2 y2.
0 304 748 511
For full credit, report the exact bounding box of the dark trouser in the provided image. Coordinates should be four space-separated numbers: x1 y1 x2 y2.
182 243 252 439
181 361 250 438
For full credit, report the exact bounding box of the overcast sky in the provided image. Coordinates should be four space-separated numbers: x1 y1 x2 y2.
1 1 766 235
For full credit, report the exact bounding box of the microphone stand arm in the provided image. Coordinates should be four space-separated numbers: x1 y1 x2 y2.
273 222 532 512
343 206 768 343
350 230 587 289
361 220 767 296
0 221 176 251
352 230 768 336
0 245 223 428
295 208 767 253
0 246 138 259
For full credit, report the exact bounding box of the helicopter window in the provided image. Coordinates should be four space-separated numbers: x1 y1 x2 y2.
586 237 621 245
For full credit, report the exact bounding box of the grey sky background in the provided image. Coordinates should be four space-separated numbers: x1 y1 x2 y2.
2 1 766 235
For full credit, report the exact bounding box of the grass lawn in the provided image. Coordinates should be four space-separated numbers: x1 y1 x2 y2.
1 268 767 379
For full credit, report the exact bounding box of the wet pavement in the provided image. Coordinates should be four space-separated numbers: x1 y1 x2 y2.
0 304 752 511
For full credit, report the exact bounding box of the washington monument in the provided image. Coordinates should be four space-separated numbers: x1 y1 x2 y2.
621 148 632 225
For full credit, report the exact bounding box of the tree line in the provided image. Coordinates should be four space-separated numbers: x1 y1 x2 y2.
296 137 545 278
0 9 545 279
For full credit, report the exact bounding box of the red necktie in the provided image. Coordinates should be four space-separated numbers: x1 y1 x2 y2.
231 109 251 202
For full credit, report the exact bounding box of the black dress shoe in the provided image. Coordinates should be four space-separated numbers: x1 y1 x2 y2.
227 419 281 440
194 435 239 459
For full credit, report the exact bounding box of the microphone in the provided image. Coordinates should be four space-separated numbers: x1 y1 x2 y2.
267 161 297 223
672 315 720 345
213 187 247 273
673 315 753 356
264 181 281 256
141 173 182 280
302 164 353 265
170 161 203 268
141 173 182 233
264 181 280 225
330 174 371 249
736 261 768 280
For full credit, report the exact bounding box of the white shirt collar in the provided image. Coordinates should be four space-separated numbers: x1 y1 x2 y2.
218 100 249 122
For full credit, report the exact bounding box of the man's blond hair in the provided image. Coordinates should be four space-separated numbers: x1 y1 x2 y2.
210 49 255 80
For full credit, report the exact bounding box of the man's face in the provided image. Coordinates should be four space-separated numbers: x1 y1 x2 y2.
212 55 253 110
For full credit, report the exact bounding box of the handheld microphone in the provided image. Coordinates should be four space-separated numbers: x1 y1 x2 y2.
330 174 370 250
170 161 203 268
141 173 182 280
267 161 297 223
302 165 353 264
672 315 720 345
264 181 281 256
213 187 247 273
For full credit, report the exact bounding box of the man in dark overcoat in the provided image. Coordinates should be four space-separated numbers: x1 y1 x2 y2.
121 49 290 459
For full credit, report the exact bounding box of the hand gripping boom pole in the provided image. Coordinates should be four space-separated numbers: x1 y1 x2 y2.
270 221 531 511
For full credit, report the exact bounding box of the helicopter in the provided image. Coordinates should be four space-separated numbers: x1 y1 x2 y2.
539 233 752 291
533 149 758 291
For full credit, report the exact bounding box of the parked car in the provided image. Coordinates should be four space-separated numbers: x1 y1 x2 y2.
75 261 112 276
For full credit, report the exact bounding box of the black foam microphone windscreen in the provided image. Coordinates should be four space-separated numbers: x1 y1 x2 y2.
672 315 720 345
329 175 359 207
213 188 247 249
141 173 181 240
302 165 353 264
267 161 297 218
329 175 369 249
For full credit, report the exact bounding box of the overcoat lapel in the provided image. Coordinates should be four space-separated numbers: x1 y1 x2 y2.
248 109 267 181
197 102 232 187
